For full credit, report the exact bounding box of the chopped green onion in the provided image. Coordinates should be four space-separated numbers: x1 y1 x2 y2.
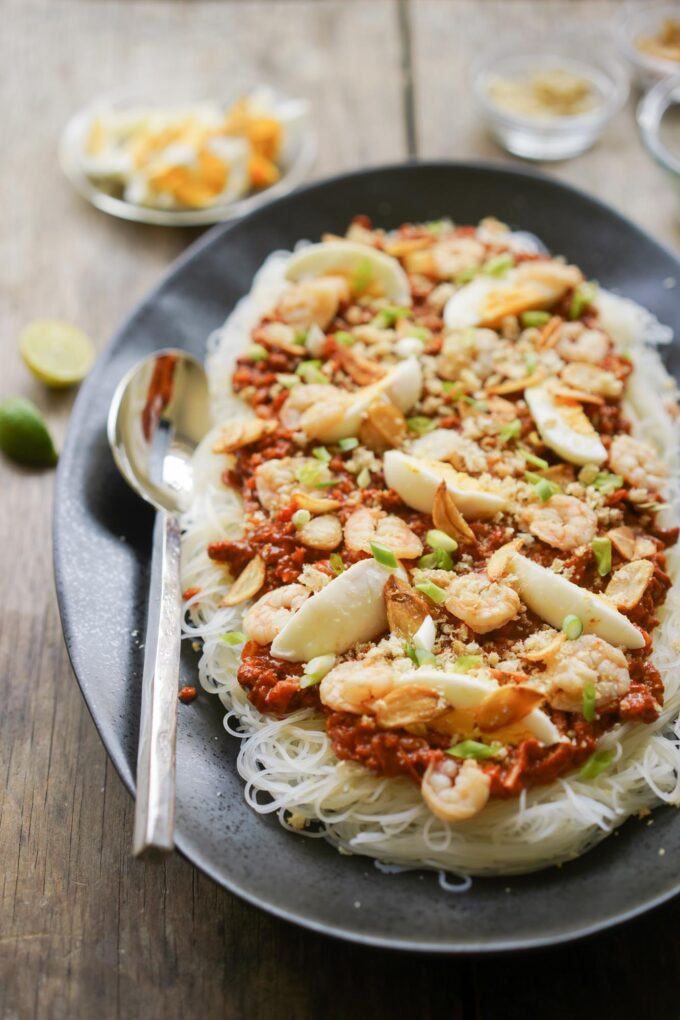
314 478 337 489
460 395 488 410
582 681 597 722
521 310 551 328
499 418 522 444
578 463 600 486
296 359 328 385
591 536 612 576
418 549 453 570
338 437 359 452
483 253 514 277
329 553 344 574
292 509 311 529
295 461 328 487
370 541 398 568
312 446 331 462
414 580 449 604
277 373 299 389
294 329 309 347
300 653 336 688
415 647 437 666
562 614 583 640
247 344 268 362
424 219 446 234
426 529 458 552
520 446 549 470
526 472 560 501
454 266 479 286
569 281 598 321
351 257 373 295
454 655 482 672
372 306 411 328
578 747 615 780
525 352 538 375
404 643 419 665
335 330 356 347
406 415 436 434
408 326 431 341
222 631 246 646
447 740 502 760
357 467 371 489
593 472 624 494
442 380 464 397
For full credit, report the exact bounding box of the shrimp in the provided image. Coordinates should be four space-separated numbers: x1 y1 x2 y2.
243 584 310 645
444 573 520 634
421 758 491 822
410 428 488 474
255 456 330 511
404 236 485 280
279 383 335 430
276 275 350 330
319 658 395 714
560 362 623 398
521 494 597 551
609 434 668 494
528 634 630 713
556 325 610 364
343 507 423 560
299 391 354 441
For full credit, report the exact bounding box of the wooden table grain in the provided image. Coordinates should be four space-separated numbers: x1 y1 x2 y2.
2 1 680 1017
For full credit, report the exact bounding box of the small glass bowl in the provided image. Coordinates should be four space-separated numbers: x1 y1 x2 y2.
473 48 629 161
637 74 680 193
59 88 316 228
617 3 680 91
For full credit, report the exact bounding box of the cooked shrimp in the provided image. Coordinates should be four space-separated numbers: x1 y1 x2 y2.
279 383 334 430
609 434 668 493
556 325 609 364
529 635 630 713
297 514 342 551
560 362 623 398
343 507 423 560
243 584 310 645
444 573 521 634
410 428 488 474
276 275 350 330
255 456 329 511
299 391 353 441
404 236 485 280
319 658 395 714
421 758 491 822
521 495 597 551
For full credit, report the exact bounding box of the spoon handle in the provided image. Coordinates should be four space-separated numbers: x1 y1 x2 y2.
133 509 182 856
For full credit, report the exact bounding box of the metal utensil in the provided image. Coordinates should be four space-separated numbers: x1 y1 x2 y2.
107 349 212 856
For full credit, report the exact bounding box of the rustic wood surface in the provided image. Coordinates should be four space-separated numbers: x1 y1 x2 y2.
2 1 679 1017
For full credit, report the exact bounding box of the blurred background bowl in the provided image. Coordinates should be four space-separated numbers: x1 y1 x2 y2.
617 3 680 91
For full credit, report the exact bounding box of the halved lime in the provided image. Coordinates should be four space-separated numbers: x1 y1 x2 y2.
0 397 58 467
20 319 94 388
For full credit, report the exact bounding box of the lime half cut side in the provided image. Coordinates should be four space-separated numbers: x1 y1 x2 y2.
20 319 95 388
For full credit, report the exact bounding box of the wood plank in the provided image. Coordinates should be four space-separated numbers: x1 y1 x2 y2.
0 2 464 1018
410 0 679 248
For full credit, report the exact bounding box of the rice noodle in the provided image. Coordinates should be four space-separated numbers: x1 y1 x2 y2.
180 240 680 877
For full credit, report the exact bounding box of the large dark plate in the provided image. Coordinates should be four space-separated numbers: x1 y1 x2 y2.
54 162 680 953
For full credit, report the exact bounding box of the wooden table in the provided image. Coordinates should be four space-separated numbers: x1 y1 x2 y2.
3 1 680 1016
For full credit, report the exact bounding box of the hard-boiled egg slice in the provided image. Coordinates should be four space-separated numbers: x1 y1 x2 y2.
285 241 411 306
525 381 606 466
270 558 397 661
503 549 644 650
394 668 562 745
383 450 506 519
301 358 423 443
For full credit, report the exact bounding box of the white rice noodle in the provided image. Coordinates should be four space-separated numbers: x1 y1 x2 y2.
181 245 680 877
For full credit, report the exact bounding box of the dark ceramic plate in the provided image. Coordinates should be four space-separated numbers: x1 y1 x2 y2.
54 162 680 953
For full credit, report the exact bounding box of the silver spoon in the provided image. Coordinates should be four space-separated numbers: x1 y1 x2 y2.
107 349 212 856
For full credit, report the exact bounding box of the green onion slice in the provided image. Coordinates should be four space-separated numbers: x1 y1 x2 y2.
292 509 311 529
454 266 479 286
534 478 558 502
372 306 411 328
404 643 419 665
222 631 246 646
520 446 549 470
406 415 436 435
569 281 598 321
329 553 344 574
312 446 331 462
521 310 551 328
499 418 522 443
418 549 453 571
562 614 583 640
578 747 615 780
300 653 336 688
578 463 599 486
426 529 458 552
483 253 514 277
415 647 437 667
370 541 398 569
593 471 624 494
338 437 359 452
277 373 300 389
351 258 373 295
247 344 268 362
296 359 328 384
414 580 449 604
447 740 502 760
591 536 612 576
442 380 464 398
453 654 482 672
335 330 356 347
582 681 597 722
357 467 371 489
295 461 328 487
